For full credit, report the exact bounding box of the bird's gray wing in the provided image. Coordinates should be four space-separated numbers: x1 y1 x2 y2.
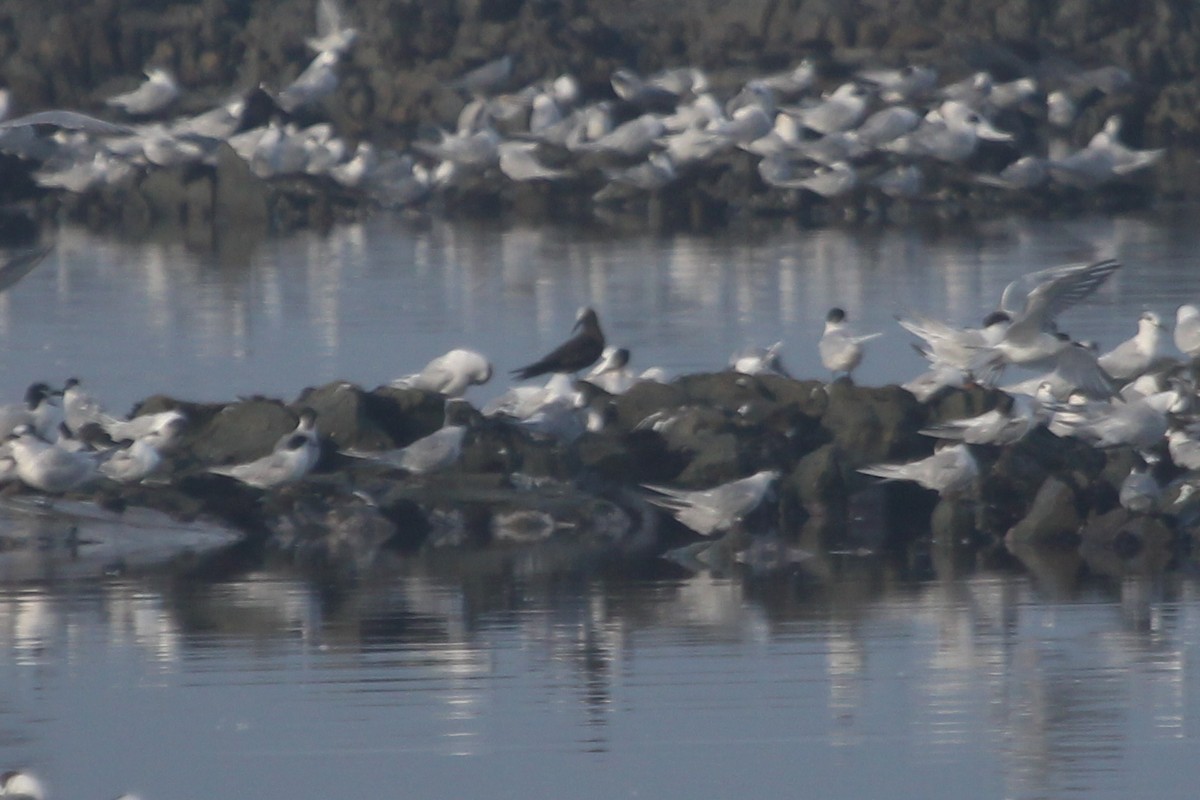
705 478 766 516
0 110 134 135
1053 345 1119 399
999 260 1103 315
1018 258 1120 329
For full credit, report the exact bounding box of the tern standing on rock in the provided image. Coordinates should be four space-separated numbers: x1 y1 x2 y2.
819 308 881 381
209 408 320 489
1098 310 1168 382
511 307 605 380
8 423 99 493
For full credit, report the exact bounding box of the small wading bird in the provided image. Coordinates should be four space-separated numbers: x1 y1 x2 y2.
343 400 474 475
819 307 881 380
209 408 319 489
0 382 62 440
105 66 180 116
642 469 779 536
390 348 493 398
859 442 980 497
511 307 605 380
0 769 47 800
7 423 99 493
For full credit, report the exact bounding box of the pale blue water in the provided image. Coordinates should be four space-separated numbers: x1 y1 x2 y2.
2 211 1200 799
1 210 1196 414
1 568 1199 800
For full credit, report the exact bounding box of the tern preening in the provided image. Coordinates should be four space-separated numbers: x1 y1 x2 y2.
391 348 493 398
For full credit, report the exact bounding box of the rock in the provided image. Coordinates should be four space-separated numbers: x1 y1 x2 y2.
293 381 430 451
213 142 269 230
1078 506 1177 576
931 496 979 548
923 384 1005 428
982 428 1104 534
266 483 397 574
139 167 191 226
1005 476 1082 547
357 385 448 447
782 443 847 521
818 380 927 466
1006 537 1084 597
610 379 687 431
574 428 687 485
184 398 299 465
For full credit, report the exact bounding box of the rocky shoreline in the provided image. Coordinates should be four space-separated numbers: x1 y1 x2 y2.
3 371 1189 583
0 0 1195 235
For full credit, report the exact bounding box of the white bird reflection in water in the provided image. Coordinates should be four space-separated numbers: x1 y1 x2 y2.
0 559 1199 799
825 625 866 749
102 585 181 668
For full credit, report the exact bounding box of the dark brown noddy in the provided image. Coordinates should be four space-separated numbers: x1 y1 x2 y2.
511 307 605 380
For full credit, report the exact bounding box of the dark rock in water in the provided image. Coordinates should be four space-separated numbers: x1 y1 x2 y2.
930 496 979 548
1007 537 1085 598
982 429 1105 534
611 380 687 431
923 385 1006 428
139 166 213 229
355 385 449 448
1004 476 1082 548
672 430 744 486
782 443 848 521
1078 507 1176 576
184 398 300 465
293 381 439 451
265 482 397 574
213 142 269 230
819 380 927 466
574 428 686 485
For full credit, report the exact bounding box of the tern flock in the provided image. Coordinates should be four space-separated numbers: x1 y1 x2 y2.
1 241 1200 535
0 0 1166 224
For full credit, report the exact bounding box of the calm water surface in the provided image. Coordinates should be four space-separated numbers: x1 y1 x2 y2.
2 212 1200 798
2 564 1199 800
1 210 1198 412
